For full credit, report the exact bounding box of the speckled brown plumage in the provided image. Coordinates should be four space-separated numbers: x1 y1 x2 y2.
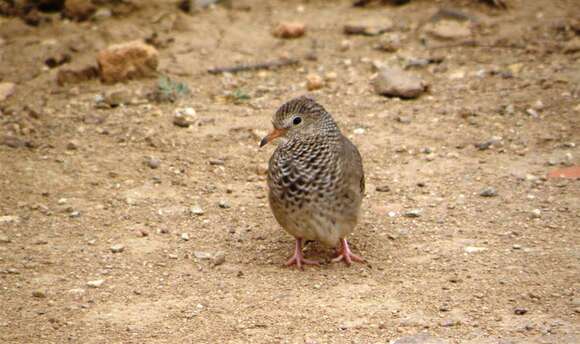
260 96 365 268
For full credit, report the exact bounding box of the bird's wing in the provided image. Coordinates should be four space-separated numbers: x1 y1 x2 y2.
341 135 365 195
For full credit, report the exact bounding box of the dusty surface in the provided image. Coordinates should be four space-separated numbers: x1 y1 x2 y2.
0 0 579 343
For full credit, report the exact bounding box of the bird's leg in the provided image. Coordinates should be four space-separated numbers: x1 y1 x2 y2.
331 238 365 266
286 238 319 269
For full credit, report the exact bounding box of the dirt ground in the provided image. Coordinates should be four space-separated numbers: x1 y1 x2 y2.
0 0 579 343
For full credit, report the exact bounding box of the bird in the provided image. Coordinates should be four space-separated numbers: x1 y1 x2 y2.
260 96 365 268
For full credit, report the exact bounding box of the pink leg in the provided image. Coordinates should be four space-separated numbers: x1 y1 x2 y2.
331 238 365 266
286 238 319 269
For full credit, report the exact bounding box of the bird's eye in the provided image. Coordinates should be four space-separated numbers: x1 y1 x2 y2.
293 117 302 125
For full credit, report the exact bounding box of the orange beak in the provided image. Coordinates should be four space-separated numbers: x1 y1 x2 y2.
260 128 287 147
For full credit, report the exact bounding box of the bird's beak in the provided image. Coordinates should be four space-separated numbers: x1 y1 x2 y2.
260 128 287 147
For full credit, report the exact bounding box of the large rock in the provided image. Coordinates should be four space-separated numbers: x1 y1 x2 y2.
373 65 427 99
97 41 159 83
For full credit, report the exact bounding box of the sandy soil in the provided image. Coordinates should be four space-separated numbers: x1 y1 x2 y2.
0 0 579 343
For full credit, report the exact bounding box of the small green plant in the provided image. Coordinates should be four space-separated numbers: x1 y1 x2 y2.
224 88 251 104
148 76 190 103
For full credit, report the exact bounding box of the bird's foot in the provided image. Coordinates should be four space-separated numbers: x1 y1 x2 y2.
286 254 320 269
286 238 319 269
331 238 365 266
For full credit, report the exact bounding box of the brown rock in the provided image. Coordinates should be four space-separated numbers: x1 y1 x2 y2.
97 41 159 83
373 65 427 99
63 0 96 21
425 20 471 40
306 73 324 91
56 66 99 86
272 22 305 39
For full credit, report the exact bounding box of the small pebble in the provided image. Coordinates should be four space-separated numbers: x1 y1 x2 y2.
87 280 105 288
526 108 539 118
479 187 498 197
272 22 305 39
173 108 197 127
147 157 161 169
181 233 190 241
403 209 422 218
218 200 230 209
530 209 541 219
212 252 226 267
66 141 79 150
464 246 487 253
306 73 324 91
190 206 204 216
32 290 47 298
209 158 225 166
514 307 528 315
110 244 125 253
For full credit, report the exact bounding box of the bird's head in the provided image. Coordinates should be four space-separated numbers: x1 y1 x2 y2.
260 96 333 147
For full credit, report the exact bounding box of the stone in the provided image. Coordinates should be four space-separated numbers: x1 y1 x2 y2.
306 74 324 91
147 157 161 169
209 158 225 166
32 290 47 298
514 307 528 315
87 279 105 288
190 206 205 216
181 233 190 241
403 209 423 218
0 82 16 102
173 107 197 127
97 41 159 83
193 251 225 266
63 0 96 21
464 246 487 253
110 244 125 253
425 20 471 40
218 200 231 209
391 333 449 344
479 187 498 197
373 66 427 99
272 22 305 39
530 209 541 219
66 140 79 150
212 251 226 267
